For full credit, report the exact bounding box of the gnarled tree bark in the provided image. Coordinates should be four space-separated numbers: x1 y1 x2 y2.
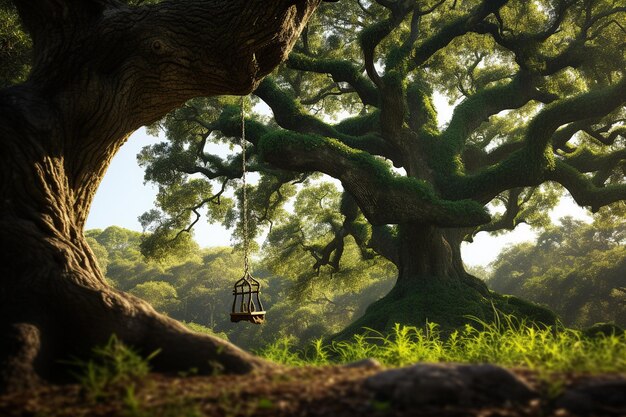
0 0 321 392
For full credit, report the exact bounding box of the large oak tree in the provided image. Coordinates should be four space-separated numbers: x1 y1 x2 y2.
0 0 323 392
139 0 626 336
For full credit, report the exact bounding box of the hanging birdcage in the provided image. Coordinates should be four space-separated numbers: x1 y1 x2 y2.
230 270 265 324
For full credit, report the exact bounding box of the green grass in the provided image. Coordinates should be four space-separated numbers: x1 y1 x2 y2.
258 314 626 373
65 335 159 402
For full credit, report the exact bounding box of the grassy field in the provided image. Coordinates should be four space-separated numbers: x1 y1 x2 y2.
258 314 626 373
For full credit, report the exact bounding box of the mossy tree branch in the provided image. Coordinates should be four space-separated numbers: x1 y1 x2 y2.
441 71 557 156
525 77 626 159
463 141 524 173
287 53 379 106
445 77 626 203
561 147 626 175
475 2 626 76
259 131 490 227
254 78 401 161
547 160 626 212
410 0 509 69
474 188 528 234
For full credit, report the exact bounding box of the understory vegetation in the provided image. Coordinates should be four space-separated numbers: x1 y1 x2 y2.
49 322 623 417
70 318 626 399
258 319 626 374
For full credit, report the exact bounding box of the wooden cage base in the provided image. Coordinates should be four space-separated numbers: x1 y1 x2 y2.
230 311 266 324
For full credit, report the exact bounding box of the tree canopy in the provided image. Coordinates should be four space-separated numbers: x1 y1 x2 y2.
138 0 626 331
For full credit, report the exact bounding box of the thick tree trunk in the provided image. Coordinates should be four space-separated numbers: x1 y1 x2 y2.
0 90 268 392
0 0 320 393
334 221 555 341
333 223 509 340
396 224 489 292
397 223 462 282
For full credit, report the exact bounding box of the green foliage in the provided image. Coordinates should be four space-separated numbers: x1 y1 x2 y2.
139 230 200 264
255 182 396 347
260 320 626 373
130 281 180 312
87 226 144 264
66 335 158 402
86 236 110 275
488 211 626 328
0 0 31 87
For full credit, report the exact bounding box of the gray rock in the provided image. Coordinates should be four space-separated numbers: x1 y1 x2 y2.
364 362 537 408
343 358 383 370
555 379 626 415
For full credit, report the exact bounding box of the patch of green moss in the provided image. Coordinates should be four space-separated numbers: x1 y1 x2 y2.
332 277 556 341
215 104 268 142
258 130 323 156
289 53 359 82
491 292 557 325
359 20 393 50
385 44 412 73
432 146 551 200
407 82 438 132
335 111 380 135
256 78 302 120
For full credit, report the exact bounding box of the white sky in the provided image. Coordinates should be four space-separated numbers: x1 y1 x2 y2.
86 93 592 268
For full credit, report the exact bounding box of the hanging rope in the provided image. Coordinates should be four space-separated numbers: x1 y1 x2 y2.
229 95 265 324
240 96 250 274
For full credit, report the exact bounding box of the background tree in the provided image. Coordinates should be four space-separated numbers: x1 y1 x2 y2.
139 0 626 336
0 0 322 392
487 204 626 328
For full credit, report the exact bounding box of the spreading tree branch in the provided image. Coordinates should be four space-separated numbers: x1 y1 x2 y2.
547 160 626 212
254 78 400 161
475 188 527 234
287 53 379 106
259 131 490 227
445 77 626 203
410 0 509 69
442 71 557 155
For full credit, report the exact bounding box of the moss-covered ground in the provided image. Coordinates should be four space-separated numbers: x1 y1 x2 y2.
332 277 556 342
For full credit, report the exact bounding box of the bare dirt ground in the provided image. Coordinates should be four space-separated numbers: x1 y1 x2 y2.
1 365 624 417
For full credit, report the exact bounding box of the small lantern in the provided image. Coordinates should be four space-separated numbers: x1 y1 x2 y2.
230 271 265 324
